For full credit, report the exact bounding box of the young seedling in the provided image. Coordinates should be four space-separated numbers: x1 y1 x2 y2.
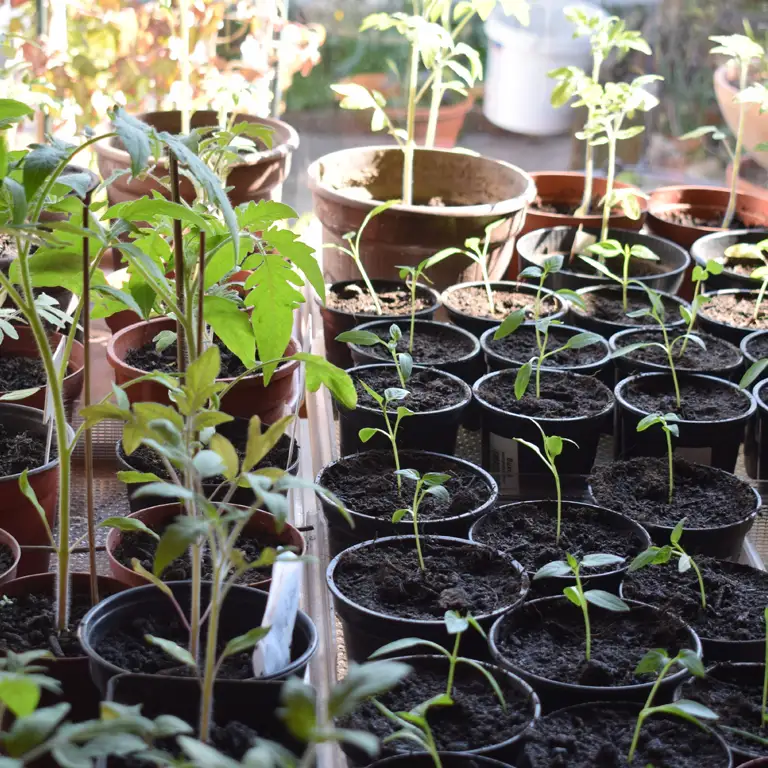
629 518 707 610
535 553 629 661
635 413 681 504
752 262 768 324
337 324 413 388
391 469 450 572
513 417 578 544
678 259 724 355
396 256 441 353
627 648 716 762
741 357 768 390
516 253 586 322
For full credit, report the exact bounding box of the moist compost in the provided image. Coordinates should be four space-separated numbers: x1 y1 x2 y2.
494 599 693 687
658 209 750 229
0 356 47 391
0 423 51 476
745 331 768 361
699 292 768 331
486 326 607 367
320 451 492 521
614 330 741 372
326 282 434 315
354 367 467 413
531 196 606 216
333 537 524 621
476 369 613 418
125 337 248 378
357 323 476 365
619 375 749 420
590 457 757 528
445 286 560 321
621 557 768 643
575 288 683 326
0 543 14 576
342 661 532 756
523 705 727 767
472 502 645 576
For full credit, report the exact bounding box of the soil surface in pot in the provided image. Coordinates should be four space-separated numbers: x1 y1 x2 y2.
321 452 492 521
0 423 51 475
358 324 476 365
333 537 523 621
445 287 559 321
494 600 692 687
0 543 13 576
125 337 247 378
486 326 606 367
622 557 768 644
354 368 466 413
658 209 750 229
547 252 667 279
590 457 757 528
524 706 727 767
342 662 531 756
477 370 612 418
577 290 683 326
473 503 644 576
620 375 749 420
0 356 46 391
532 196 606 216
700 293 768 331
615 330 741 371
745 332 768 360
326 283 433 315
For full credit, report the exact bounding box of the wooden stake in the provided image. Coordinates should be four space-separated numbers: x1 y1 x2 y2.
197 231 205 355
169 155 186 373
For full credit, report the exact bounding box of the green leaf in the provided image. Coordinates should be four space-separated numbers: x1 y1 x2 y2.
177 737 239 768
359 428 378 443
152 518 207 577
635 648 669 675
0 676 41 718
392 508 410 523
563 585 583 606
23 142 70 200
203 295 256 371
422 472 451 486
4 178 26 225
243 415 292 472
105 198 212 234
336 330 382 346
263 226 325 306
740 358 768 390
3 702 69 757
581 553 625 568
0 99 33 126
193 449 226 479
584 590 630 612
292 353 357 409
210 434 239 480
514 362 532 400
494 309 526 341
145 635 196 668
279 676 316 742
0 388 41 402
18 470 52 546
117 470 163 484
444 610 469 635
670 517 686 545
99 517 159 540
395 468 420 481
221 627 271 659
133 482 193 502
533 560 572 580
110 107 151 178
328 660 413 719
654 699 718 721
186 345 222 400
369 637 446 659
677 648 705 677
628 547 664 571
565 331 603 350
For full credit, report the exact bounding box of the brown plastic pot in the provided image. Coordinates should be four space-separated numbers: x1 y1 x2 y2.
309 145 535 290
106 317 300 423
94 110 299 207
0 326 84 409
389 93 475 149
0 527 20 584
106 503 305 591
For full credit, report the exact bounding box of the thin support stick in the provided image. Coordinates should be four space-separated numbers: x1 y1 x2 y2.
169 155 187 374
197 231 206 355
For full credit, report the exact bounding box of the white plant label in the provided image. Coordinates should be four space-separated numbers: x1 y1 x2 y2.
489 433 520 495
675 446 712 466
252 551 302 677
570 227 597 261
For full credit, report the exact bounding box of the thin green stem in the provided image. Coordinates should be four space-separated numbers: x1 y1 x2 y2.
425 66 443 149
198 560 222 742
601 128 617 242
659 323 681 407
577 55 603 216
679 283 699 356
480 258 494 316
352 255 383 315
722 63 749 229
665 428 674 504
412 482 425 572
445 632 461 699
622 251 630 312
574 570 591 661
755 279 768 323
554 470 562 545
690 557 707 610
403 40 420 206
628 659 675 762
408 276 417 354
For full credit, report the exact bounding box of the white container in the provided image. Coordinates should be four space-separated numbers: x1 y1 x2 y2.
483 0 606 136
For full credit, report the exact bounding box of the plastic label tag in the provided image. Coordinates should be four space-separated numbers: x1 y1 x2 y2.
675 446 712 466
489 433 520 495
570 227 597 261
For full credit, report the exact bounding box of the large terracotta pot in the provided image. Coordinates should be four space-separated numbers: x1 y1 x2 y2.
106 317 299 422
94 110 299 207
309 145 536 291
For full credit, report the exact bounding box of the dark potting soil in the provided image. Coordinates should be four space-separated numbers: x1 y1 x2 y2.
354 367 467 413
320 452 492 521
659 209 750 229
699 293 768 331
615 330 741 372
577 289 683 326
0 423 51 476
494 599 693 687
326 282 434 315
476 369 613 418
745 331 768 361
621 557 768 643
472 502 645 576
445 286 559 321
486 326 607 367
590 457 757 529
620 375 749 420
342 662 532 756
0 356 46 391
333 537 524 621
0 543 14 576
358 324 476 365
125 337 247 378
523 705 728 768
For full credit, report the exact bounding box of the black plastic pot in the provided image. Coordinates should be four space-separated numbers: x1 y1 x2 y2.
691 228 768 291
339 364 472 455
326 535 529 664
698 289 767 345
489 596 702 711
741 329 768 383
370 755 515 767
468 500 651 595
609 328 744 383
516 226 690 294
343 654 540 767
441 280 567 337
473 369 614 495
745 377 768 480
78 581 318 695
614 372 755 473
316 450 498 556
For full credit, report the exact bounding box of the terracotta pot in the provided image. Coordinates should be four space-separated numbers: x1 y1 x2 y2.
104 308 142 335
0 527 20 584
388 93 475 149
0 404 72 576
38 164 100 225
94 110 299 207
0 326 84 409
309 145 536 290
106 503 305 591
106 317 300 422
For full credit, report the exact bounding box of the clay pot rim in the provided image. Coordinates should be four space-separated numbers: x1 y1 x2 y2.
307 145 536 216
441 280 568 320
387 90 475 120
317 278 442 320
0 527 21 582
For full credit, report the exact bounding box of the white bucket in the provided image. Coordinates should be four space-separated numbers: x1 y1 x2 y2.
483 0 606 136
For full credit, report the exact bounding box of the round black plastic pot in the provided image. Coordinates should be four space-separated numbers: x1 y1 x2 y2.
369 755 515 767
78 581 318 695
316 450 498 556
745 377 768 480
609 328 744 383
614 372 756 473
691 228 768 291
468 500 651 596
489 596 702 711
568 284 689 339
741 330 768 385
339 364 472 455
441 280 567 338
319 279 441 368
480 322 612 385
516 226 690 294
473 369 615 496
326 535 529 664
698 289 766 345
343 654 540 767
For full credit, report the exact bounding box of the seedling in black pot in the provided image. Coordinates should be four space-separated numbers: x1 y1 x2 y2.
517 253 585 321
678 259 723 355
635 413 681 503
337 324 414 387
